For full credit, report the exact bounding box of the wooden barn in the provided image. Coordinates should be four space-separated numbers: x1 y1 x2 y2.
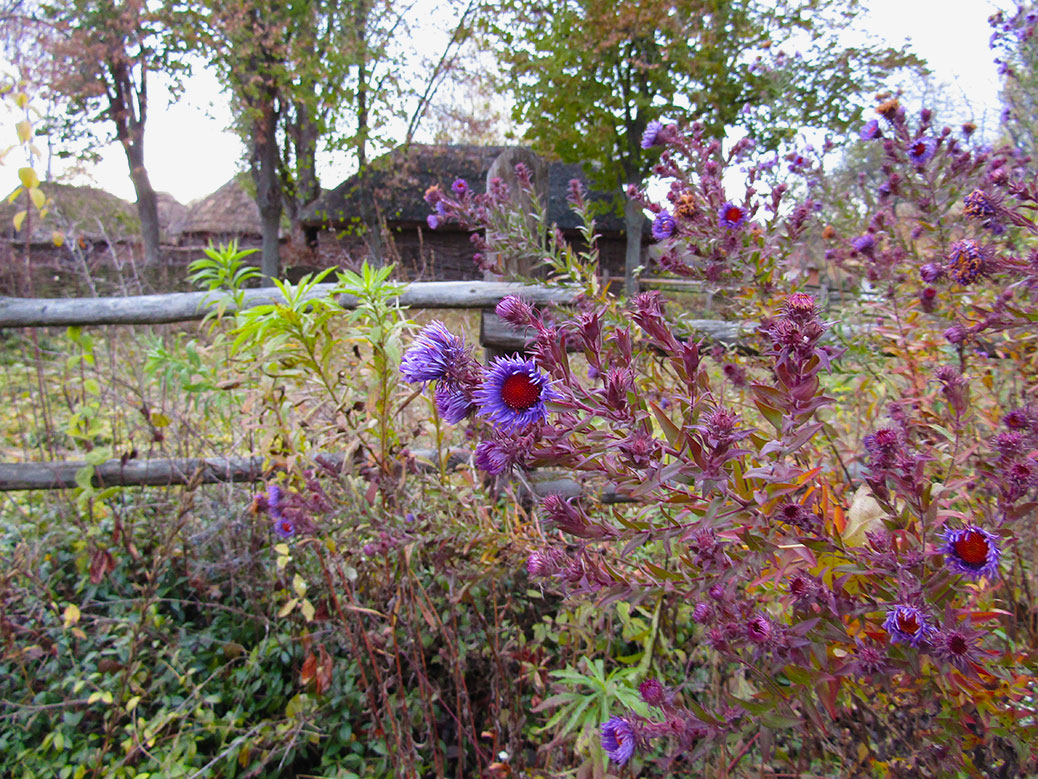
302 144 647 283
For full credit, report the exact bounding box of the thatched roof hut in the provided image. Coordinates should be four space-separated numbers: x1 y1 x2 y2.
180 177 264 243
0 182 139 246
303 143 629 233
156 192 189 242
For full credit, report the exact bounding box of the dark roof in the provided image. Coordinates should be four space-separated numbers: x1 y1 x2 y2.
303 144 630 234
0 182 139 245
182 177 263 237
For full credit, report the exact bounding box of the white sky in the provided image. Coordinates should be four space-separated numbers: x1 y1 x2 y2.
3 0 1010 205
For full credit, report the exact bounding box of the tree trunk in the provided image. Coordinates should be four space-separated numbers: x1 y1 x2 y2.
109 59 161 266
251 95 282 285
281 96 322 255
624 194 645 297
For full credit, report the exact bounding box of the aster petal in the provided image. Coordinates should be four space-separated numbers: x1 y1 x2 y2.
475 355 560 432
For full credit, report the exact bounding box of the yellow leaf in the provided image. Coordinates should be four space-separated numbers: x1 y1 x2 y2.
292 574 307 598
13 209 26 232
18 167 38 189
278 598 298 618
29 187 45 210
126 695 141 713
301 598 315 622
274 543 289 556
7 187 22 204
63 603 81 627
842 486 885 547
15 120 31 143
52 231 64 247
15 91 28 108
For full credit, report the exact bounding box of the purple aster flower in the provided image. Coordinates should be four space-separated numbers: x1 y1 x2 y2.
641 119 664 149
451 178 468 197
907 136 936 165
883 604 937 647
600 716 636 765
851 233 875 255
526 549 563 577
859 118 882 140
434 383 474 424
474 440 512 474
652 210 675 241
273 516 296 539
718 201 748 230
475 355 560 432
943 525 1000 579
692 602 713 623
946 240 989 285
400 322 465 383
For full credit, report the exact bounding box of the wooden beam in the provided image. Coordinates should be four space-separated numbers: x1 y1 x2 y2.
0 448 476 492
0 281 581 328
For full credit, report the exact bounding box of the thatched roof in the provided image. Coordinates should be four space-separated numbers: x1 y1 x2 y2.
156 192 189 241
0 182 139 245
303 144 631 235
182 177 263 238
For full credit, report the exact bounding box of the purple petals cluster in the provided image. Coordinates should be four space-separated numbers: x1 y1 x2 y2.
859 118 882 140
652 210 676 241
907 136 936 165
883 604 937 647
400 321 466 384
600 716 636 764
946 240 990 285
475 355 560 433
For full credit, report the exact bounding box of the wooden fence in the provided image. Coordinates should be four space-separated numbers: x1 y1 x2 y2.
0 279 745 494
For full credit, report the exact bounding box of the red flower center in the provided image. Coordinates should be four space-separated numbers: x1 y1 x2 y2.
953 530 989 568
897 611 920 635
911 141 927 156
725 206 744 223
500 372 542 411
278 520 293 534
947 634 969 655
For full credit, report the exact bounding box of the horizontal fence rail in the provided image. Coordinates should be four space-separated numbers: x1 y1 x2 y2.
0 450 631 503
0 281 582 328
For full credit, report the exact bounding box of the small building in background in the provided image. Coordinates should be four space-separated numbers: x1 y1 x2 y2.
303 144 647 284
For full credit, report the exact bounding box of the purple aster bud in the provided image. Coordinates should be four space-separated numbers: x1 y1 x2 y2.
475 355 561 433
919 262 944 282
943 324 969 345
362 542 376 556
495 295 535 328
566 178 586 206
641 119 664 149
920 286 937 312
853 640 889 676
718 201 748 230
992 431 1026 458
692 602 714 623
1003 406 1036 431
907 136 936 165
782 292 817 323
863 426 905 469
788 572 817 605
474 440 512 475
883 604 937 647
652 210 676 241
851 233 876 256
267 484 283 515
745 614 773 644
708 583 726 602
526 548 563 578
722 362 747 386
934 365 967 414
638 678 666 707
426 213 440 230
600 716 636 765
401 322 466 383
943 525 1000 579
859 118 882 140
514 162 532 184
773 502 818 533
